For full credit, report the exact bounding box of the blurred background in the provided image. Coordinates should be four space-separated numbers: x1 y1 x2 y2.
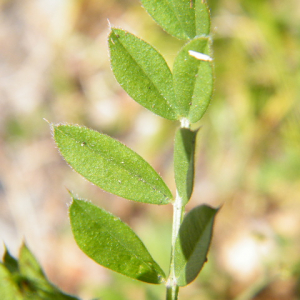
0 0 299 299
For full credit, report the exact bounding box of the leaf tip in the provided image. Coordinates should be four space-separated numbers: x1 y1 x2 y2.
43 118 51 124
65 187 73 197
110 26 119 35
66 188 75 207
2 242 8 260
107 18 112 30
44 118 56 136
19 238 28 254
66 191 89 209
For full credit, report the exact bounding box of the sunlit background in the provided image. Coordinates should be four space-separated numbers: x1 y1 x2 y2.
0 0 299 299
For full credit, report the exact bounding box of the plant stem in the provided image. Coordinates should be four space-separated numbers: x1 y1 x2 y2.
166 191 185 300
166 284 179 300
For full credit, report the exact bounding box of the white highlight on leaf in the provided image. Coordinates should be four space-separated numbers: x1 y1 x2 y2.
188 50 213 62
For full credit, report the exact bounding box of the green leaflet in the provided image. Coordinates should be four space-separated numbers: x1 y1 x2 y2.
69 198 166 284
140 0 210 40
3 246 19 274
0 264 22 300
18 244 79 300
195 0 211 37
174 128 198 205
174 205 218 286
19 244 47 284
53 124 173 205
109 28 178 120
0 244 78 300
173 37 214 123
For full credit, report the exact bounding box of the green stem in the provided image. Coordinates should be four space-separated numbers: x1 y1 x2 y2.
166 284 179 300
166 191 185 300
166 119 191 299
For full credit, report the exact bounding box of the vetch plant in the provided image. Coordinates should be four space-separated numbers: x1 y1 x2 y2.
0 1 218 299
53 1 218 299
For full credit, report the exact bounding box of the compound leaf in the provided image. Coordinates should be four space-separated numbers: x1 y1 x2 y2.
109 28 178 120
174 128 198 205
54 124 173 205
173 37 214 123
70 197 166 284
174 205 218 286
140 0 210 40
